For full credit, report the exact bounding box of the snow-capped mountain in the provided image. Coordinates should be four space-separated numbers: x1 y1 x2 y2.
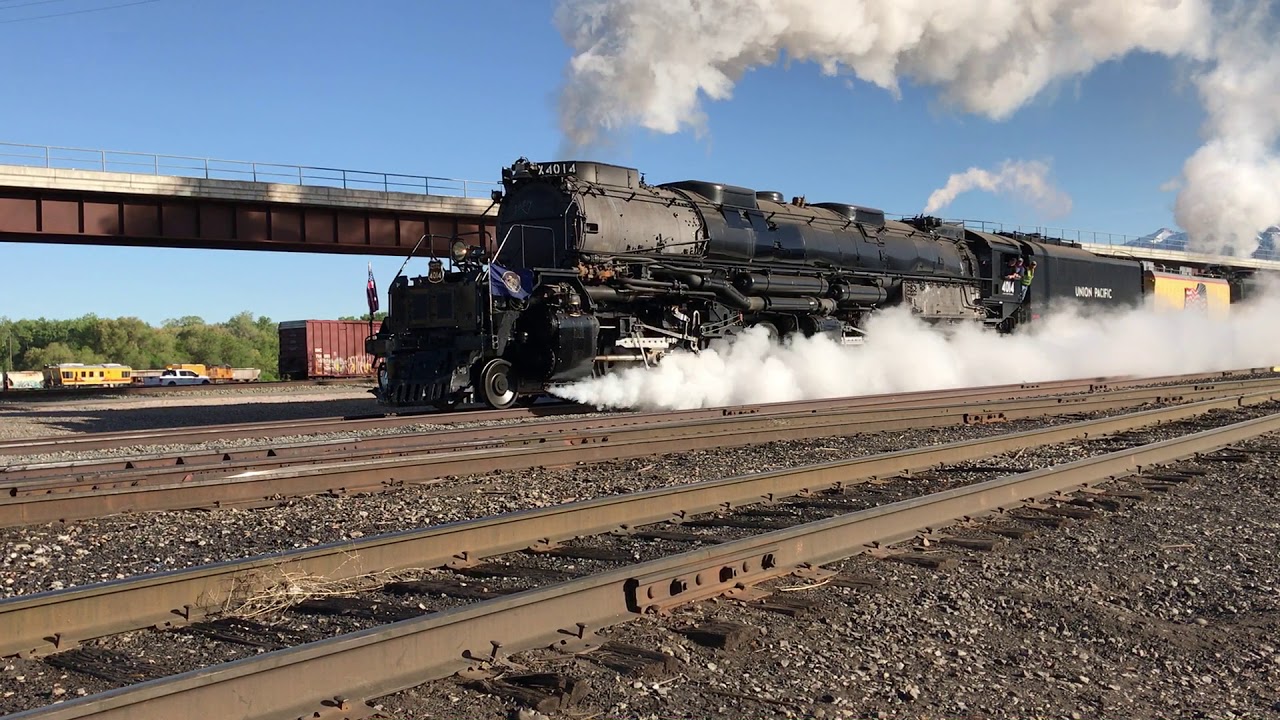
1125 227 1278 260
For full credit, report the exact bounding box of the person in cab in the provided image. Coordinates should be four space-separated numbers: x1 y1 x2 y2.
1019 260 1037 302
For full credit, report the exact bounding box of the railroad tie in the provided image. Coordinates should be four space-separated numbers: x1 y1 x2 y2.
582 641 678 679
675 621 759 652
383 579 519 601
45 648 156 685
465 672 592 714
178 617 306 650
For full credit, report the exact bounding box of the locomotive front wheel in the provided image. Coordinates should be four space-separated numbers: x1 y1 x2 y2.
479 359 518 410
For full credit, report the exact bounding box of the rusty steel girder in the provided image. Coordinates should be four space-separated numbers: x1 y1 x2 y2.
0 189 496 256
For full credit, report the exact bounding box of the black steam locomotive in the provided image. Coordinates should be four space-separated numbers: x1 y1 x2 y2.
366 158 1153 409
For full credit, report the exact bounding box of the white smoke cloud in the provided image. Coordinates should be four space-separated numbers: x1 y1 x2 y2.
551 285 1280 411
555 0 1280 258
1174 5 1280 258
555 0 1211 144
923 159 1073 217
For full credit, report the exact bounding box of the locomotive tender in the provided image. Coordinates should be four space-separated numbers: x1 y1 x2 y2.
365 158 1211 410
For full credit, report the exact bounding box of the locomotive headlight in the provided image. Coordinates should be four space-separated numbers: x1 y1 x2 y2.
450 240 468 263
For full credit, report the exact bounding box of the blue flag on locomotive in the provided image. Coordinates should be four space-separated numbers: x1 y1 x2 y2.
489 263 533 301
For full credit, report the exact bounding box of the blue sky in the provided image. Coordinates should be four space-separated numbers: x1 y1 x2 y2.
0 0 1208 325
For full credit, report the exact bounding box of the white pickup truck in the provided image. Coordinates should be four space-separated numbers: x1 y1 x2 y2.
143 368 211 386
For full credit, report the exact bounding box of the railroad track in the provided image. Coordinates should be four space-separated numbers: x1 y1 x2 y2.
0 378 374 404
2 367 1273 458
0 399 584 457
3 394 1278 718
0 366 1228 479
4 375 1280 527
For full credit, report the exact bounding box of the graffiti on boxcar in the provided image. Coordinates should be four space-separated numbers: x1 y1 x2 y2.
313 353 375 376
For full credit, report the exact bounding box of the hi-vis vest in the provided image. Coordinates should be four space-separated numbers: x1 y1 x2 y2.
1022 267 1035 286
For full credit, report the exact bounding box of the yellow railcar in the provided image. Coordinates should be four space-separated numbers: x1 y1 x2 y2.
43 363 134 388
164 363 236 382
1144 271 1231 320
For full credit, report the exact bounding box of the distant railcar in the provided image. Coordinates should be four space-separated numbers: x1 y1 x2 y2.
42 363 134 388
1145 271 1231 319
165 363 241 382
132 365 263 385
2 371 45 391
230 367 262 382
278 319 382 380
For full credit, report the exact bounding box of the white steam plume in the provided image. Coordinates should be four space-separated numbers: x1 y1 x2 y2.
1174 6 1280 258
923 159 1072 217
555 0 1280 258
555 0 1211 143
551 285 1280 411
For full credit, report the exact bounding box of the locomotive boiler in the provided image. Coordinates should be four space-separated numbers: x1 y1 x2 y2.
366 158 1146 409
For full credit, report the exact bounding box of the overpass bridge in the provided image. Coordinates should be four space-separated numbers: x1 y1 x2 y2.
1 142 1277 274
0 143 500 256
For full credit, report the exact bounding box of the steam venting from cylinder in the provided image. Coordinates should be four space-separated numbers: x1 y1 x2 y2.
550 277 1280 411
554 0 1280 259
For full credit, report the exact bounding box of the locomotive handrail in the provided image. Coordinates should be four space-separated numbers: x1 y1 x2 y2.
0 141 503 199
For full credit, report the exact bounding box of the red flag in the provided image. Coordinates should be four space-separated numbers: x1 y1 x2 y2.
366 263 379 314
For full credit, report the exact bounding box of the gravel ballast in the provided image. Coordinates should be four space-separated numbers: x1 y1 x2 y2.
368 429 1280 720
0 412 1114 598
0 408 1276 717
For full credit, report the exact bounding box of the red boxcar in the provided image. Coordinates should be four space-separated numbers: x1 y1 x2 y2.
278 320 382 380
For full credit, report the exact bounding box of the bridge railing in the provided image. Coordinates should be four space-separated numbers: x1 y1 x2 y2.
0 142 502 199
946 218 1145 248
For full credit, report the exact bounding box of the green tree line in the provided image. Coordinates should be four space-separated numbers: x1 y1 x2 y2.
0 312 281 381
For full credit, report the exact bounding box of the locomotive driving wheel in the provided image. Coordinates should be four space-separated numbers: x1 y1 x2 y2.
479 358 518 410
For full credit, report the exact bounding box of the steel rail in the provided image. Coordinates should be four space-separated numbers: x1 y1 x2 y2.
0 403 585 457
7 371 1276 483
10 406 1280 720
2 390 1274 662
0 378 372 404
2 367 1272 457
4 378 1279 528
7 376 1280 527
2 381 1044 478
